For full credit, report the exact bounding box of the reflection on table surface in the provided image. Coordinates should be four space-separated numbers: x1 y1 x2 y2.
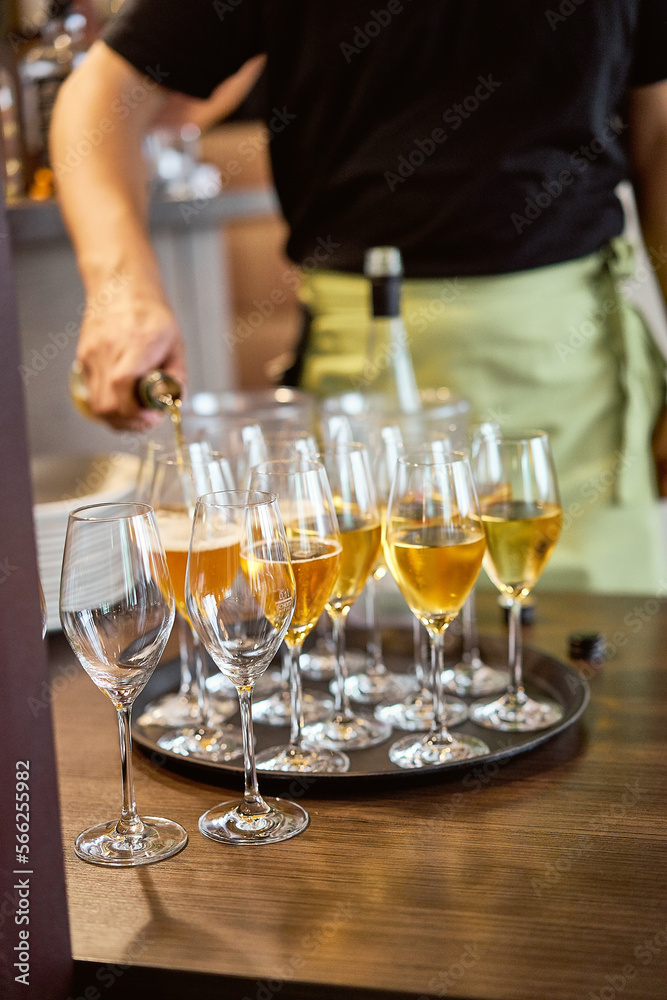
51 589 667 1000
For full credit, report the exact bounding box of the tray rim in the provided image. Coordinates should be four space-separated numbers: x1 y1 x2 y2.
132 635 591 790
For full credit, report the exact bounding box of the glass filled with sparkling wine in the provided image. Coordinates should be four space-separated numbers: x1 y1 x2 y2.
186 490 309 845
149 448 241 760
383 452 490 767
59 502 187 866
302 441 392 750
470 431 564 731
248 459 348 773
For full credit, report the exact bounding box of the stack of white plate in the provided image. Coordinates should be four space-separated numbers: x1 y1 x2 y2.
32 453 140 631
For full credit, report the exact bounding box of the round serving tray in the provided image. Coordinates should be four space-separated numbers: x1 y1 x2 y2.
132 632 589 791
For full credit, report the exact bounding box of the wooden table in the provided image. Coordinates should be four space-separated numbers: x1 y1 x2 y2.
50 591 667 1000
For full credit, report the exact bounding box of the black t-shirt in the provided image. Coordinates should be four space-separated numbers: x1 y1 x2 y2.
104 0 667 278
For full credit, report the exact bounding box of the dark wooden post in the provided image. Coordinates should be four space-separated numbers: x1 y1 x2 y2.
0 178 73 993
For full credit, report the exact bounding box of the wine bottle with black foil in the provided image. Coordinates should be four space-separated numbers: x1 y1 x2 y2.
362 246 421 414
70 362 182 416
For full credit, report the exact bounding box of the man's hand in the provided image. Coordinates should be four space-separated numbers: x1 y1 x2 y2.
651 404 667 497
77 289 186 431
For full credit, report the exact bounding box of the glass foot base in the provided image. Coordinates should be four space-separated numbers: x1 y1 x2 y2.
74 816 187 867
302 712 392 750
300 647 368 681
441 664 510 698
470 692 564 732
199 797 309 845
137 692 198 728
375 693 467 732
256 744 349 773
157 725 243 761
139 694 236 729
342 670 416 705
253 689 333 726
389 731 489 769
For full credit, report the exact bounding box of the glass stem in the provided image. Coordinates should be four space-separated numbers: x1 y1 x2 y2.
288 643 305 749
237 685 267 816
466 589 484 669
177 614 193 696
332 613 353 719
429 629 453 743
413 616 425 687
508 598 525 699
281 643 291 685
115 706 143 837
364 577 385 676
190 627 211 729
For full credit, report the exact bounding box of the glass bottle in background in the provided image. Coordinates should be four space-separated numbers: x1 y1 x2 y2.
362 246 421 413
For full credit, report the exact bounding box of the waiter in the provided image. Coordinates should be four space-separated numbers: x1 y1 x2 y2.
50 1 667 594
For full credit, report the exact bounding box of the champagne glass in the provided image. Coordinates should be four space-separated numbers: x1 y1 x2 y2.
470 431 564 731
384 453 490 767
60 502 188 865
242 430 328 718
322 417 412 701
302 443 392 750
187 490 309 844
248 460 349 772
375 438 469 733
135 438 211 727
38 575 48 638
442 422 509 697
149 450 242 760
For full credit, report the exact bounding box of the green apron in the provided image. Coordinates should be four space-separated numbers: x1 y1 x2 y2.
298 238 666 595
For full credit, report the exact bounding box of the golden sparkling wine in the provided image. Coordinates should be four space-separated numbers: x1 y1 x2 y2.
481 500 563 598
187 528 243 618
155 509 192 622
327 517 382 616
372 504 388 580
385 524 486 632
246 536 341 646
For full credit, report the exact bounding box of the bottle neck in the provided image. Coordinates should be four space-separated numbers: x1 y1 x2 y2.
371 276 401 318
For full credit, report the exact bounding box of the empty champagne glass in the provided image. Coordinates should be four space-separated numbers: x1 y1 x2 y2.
60 502 188 865
187 490 309 844
302 442 392 750
150 449 242 760
248 460 348 772
384 453 490 767
470 431 564 731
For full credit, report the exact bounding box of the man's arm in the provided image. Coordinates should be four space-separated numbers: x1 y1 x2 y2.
50 40 184 430
629 79 667 495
